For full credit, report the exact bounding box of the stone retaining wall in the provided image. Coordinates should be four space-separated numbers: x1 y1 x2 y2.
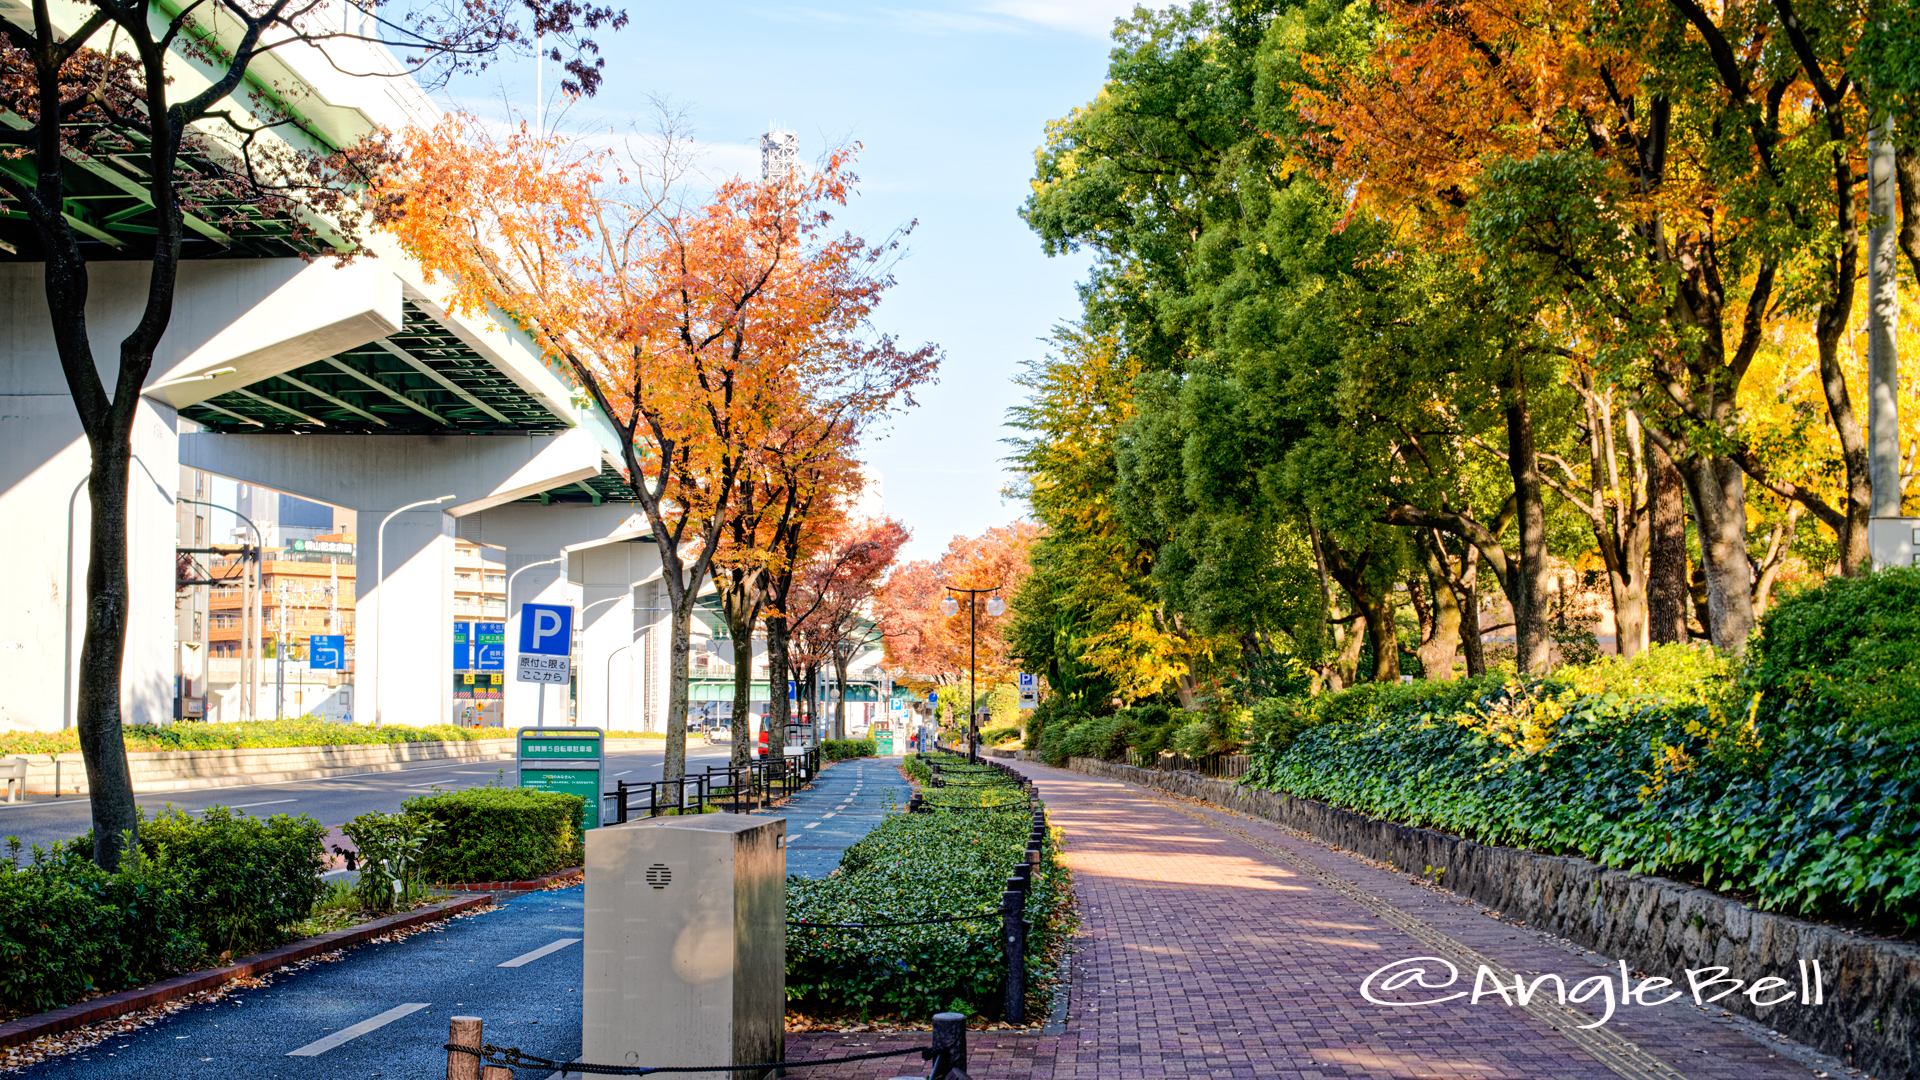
1068 757 1920 1080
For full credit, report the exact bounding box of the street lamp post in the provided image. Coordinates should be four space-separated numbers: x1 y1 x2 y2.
374 494 455 727
941 585 1004 763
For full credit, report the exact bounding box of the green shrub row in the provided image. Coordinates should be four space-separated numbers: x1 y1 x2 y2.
0 807 327 1014
0 720 516 756
787 805 1061 1020
400 786 584 884
821 737 878 762
1030 698 1243 765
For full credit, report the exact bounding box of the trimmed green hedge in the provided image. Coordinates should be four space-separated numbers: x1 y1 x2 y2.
822 737 878 762
0 720 514 756
404 787 584 884
0 806 327 1014
787 806 1061 1020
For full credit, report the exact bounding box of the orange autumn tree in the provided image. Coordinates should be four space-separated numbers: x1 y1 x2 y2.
1295 0 1894 648
877 522 1040 714
787 515 910 740
383 114 935 777
709 412 870 765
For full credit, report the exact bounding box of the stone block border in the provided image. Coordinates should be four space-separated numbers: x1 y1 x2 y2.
0 892 493 1050
1067 756 1920 1080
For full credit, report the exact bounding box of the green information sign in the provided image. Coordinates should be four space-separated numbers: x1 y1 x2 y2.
517 726 603 831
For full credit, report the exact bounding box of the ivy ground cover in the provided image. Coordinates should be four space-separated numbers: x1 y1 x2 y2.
1247 628 1920 929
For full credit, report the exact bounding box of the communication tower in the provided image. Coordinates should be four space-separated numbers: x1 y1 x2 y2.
760 127 798 182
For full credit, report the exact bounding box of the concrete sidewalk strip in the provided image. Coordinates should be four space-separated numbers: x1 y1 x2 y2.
498 937 581 968
285 1002 430 1057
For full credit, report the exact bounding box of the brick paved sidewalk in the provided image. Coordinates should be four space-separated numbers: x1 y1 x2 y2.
789 763 1841 1080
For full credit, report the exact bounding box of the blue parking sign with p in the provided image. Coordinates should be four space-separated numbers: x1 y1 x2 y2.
518 603 573 655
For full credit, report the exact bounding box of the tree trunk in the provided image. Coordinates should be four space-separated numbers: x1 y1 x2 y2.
1325 614 1366 691
723 617 757 771
1360 587 1400 682
663 599 694 780
78 436 140 869
1604 545 1648 659
1646 436 1690 645
1505 366 1552 673
1813 293 1872 577
1457 566 1484 677
764 614 791 745
1680 455 1756 653
1752 505 1801 615
1414 536 1461 681
832 651 851 740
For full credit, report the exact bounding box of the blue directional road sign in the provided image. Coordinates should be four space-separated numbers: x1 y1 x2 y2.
474 621 506 670
453 621 471 669
516 603 574 685
309 635 346 671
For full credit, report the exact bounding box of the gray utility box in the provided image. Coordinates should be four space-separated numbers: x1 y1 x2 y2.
583 814 786 1080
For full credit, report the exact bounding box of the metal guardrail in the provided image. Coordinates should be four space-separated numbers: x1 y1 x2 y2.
604 748 823 822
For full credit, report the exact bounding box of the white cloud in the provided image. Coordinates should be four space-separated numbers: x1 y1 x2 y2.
975 0 1143 36
753 0 1152 37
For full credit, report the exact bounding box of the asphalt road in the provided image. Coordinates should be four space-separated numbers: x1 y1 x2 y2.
10 756 911 1080
769 755 911 878
16 884 591 1080
0 740 738 851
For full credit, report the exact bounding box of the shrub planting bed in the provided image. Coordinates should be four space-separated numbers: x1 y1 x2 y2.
787 760 1064 1020
821 737 877 762
1243 570 1920 930
0 807 327 1015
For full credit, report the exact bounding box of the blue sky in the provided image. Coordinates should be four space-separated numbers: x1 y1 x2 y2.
443 0 1155 561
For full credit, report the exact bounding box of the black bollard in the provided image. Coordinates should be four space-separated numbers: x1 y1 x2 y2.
930 1012 968 1080
909 793 924 813
1001 889 1027 1024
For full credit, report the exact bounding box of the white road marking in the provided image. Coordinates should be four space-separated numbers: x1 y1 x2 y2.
822 812 836 819
803 822 821 829
498 938 581 968
613 770 632 777
285 1003 430 1056
207 799 298 811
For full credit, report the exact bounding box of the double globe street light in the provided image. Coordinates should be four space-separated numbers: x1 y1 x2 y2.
941 586 1004 763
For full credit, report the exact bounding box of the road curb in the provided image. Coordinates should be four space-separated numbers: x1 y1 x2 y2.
0 893 493 1049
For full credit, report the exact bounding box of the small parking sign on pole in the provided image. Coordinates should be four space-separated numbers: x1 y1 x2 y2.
516 603 573 728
